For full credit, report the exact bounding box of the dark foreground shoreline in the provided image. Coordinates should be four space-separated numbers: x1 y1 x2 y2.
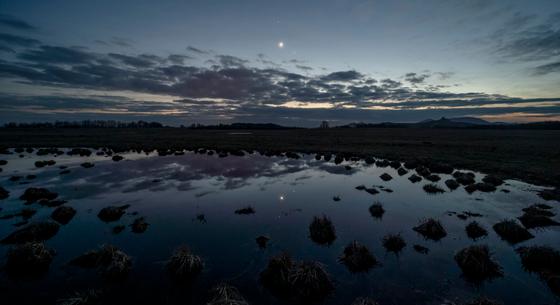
1 128 559 187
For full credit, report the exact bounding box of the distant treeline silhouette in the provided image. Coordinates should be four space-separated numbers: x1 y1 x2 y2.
1 121 298 129
185 123 299 129
2 120 165 128
2 119 559 130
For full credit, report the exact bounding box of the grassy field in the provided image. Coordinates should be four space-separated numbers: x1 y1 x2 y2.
1 128 559 187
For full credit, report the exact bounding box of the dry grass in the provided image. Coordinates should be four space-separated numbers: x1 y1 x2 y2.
423 184 445 194
455 245 503 283
382 234 406 254
309 215 336 245
368 202 385 219
70 244 132 280
207 284 249 305
5 242 55 278
56 290 102 305
260 253 333 301
166 246 204 281
413 218 447 241
339 241 379 273
492 220 534 244
1 221 60 244
466 221 488 240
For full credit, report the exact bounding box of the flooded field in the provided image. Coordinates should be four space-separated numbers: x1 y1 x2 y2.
0 148 558 305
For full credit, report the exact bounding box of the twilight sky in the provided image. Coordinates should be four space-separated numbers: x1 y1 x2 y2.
0 0 559 126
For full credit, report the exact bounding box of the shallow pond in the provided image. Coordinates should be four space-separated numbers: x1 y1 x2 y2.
0 149 558 305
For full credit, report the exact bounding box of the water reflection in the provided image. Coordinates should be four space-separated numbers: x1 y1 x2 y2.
0 149 558 305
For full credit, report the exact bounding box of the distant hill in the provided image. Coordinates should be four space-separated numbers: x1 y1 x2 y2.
413 117 492 128
419 117 492 125
337 117 560 130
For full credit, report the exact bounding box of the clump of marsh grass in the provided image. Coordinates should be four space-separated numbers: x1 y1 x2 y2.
80 162 94 168
522 204 553 216
517 206 559 229
166 246 204 282
379 173 392 181
425 174 441 182
408 174 422 183
516 246 560 275
260 253 333 302
413 218 447 241
289 261 334 301
51 206 76 225
365 187 379 195
112 225 125 235
70 244 132 280
56 289 102 305
97 204 130 222
1 221 60 244
423 184 445 194
338 241 379 273
19 187 58 203
492 219 534 244
445 179 459 190
453 171 475 185
207 283 249 305
482 175 504 186
382 234 406 254
466 296 503 305
256 235 270 249
454 245 503 283
466 221 488 240
5 242 55 278
234 206 255 215
112 155 124 162
351 297 379 305
368 202 385 219
260 253 294 295
539 188 560 201
413 244 429 254
131 217 149 233
516 245 560 296
309 215 336 245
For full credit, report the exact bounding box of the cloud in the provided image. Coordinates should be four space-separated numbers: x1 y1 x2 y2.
321 70 363 82
533 61 560 76
94 37 133 47
0 14 36 31
110 37 133 47
187 46 209 54
404 72 430 84
493 12 560 62
0 40 558 125
434 72 455 80
108 53 160 67
295 65 313 71
0 33 40 47
18 45 97 65
0 45 525 105
215 55 249 68
167 54 193 65
0 45 15 53
1 93 557 127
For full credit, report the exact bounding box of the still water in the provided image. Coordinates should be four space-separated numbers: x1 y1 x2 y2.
0 149 558 305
